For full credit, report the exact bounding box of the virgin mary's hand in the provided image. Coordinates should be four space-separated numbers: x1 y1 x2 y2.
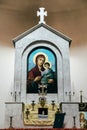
34 76 41 82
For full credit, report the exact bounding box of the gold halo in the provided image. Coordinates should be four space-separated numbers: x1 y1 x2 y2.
33 52 48 64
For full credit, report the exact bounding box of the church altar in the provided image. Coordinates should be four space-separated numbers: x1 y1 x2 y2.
23 103 58 126
4 7 87 129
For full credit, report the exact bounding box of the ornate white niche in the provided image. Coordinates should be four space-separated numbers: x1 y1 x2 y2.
13 23 71 104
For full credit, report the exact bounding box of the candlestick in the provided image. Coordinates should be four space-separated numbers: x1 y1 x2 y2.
73 116 76 128
9 116 13 128
25 108 30 119
51 100 55 111
14 91 17 102
80 90 83 103
31 101 35 111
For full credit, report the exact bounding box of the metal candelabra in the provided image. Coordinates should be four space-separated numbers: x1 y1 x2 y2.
65 91 75 102
11 91 21 102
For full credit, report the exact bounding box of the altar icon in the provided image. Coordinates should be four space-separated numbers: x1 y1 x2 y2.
79 112 87 128
27 47 57 93
38 108 48 119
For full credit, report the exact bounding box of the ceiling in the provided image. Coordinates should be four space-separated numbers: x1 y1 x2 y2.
0 0 87 48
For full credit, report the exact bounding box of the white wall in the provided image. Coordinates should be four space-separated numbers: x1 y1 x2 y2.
0 44 14 128
70 44 87 102
0 42 87 128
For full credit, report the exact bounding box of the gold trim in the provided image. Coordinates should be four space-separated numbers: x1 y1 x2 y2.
23 103 58 126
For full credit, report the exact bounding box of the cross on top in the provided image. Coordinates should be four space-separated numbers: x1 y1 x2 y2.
37 7 47 24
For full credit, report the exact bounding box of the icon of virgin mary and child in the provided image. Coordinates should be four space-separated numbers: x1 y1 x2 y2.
27 54 57 93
